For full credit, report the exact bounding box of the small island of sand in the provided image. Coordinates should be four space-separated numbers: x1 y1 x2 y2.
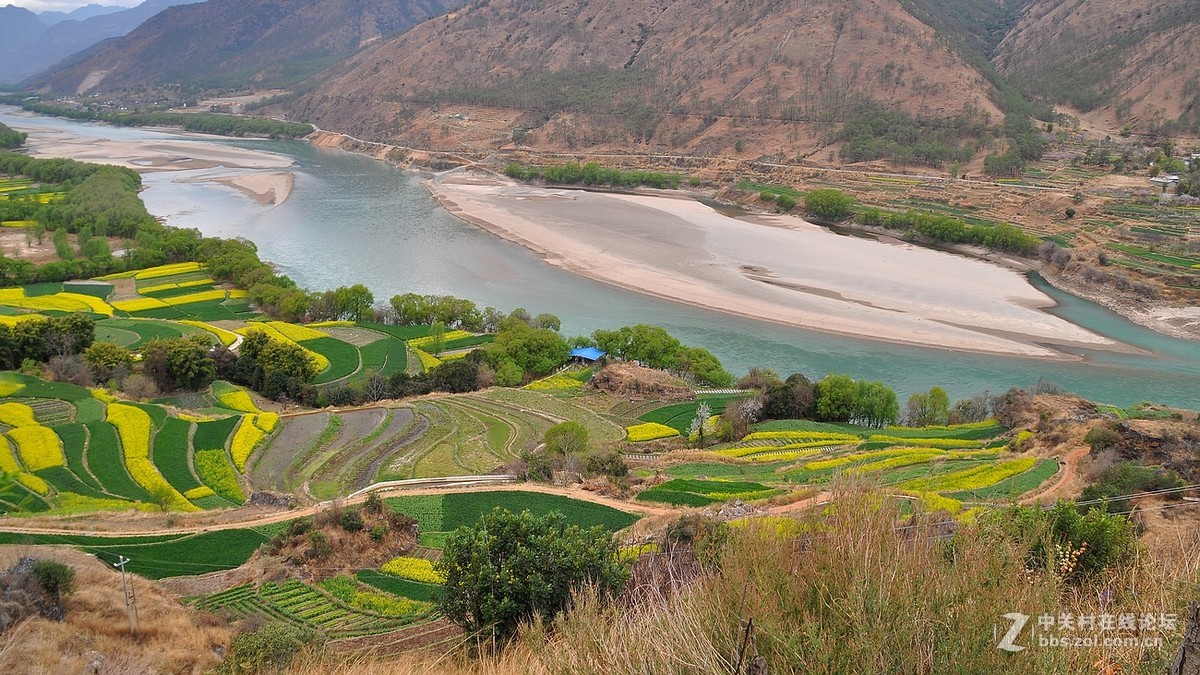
428 172 1135 360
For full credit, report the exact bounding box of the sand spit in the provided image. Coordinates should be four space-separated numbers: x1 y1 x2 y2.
7 112 296 206
428 173 1134 359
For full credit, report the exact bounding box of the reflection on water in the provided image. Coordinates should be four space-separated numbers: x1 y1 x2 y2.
3 107 1198 408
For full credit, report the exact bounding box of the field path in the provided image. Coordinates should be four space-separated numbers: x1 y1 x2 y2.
0 480 842 539
0 481 688 537
1020 446 1089 505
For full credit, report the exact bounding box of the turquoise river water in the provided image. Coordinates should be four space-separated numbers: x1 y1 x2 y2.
3 109 1199 408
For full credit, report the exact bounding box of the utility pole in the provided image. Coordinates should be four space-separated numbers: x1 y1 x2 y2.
114 555 138 636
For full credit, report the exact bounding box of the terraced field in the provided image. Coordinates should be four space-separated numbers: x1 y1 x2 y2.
649 420 1053 515
0 374 275 514
195 579 428 638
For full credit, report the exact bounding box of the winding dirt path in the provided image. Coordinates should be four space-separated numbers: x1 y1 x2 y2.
0 482 834 539
1020 446 1090 505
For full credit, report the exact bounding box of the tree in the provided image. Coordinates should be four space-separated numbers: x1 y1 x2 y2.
815 374 858 423
333 284 374 322
688 401 713 447
544 421 589 456
426 320 446 356
165 335 217 390
32 560 75 598
437 509 627 642
484 322 569 378
803 189 854 221
84 341 133 381
763 373 815 420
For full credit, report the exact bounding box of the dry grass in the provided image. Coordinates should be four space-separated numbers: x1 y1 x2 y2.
0 546 231 674
286 486 1197 675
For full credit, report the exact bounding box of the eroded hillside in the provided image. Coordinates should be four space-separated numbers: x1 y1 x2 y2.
293 0 1003 156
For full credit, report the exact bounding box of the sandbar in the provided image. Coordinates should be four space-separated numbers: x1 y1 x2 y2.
428 173 1131 359
5 111 296 206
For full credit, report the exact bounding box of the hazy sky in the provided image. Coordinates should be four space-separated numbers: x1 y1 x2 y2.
7 0 140 13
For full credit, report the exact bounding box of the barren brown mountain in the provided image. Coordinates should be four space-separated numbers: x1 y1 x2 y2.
993 0 1200 136
27 0 468 94
293 0 1004 156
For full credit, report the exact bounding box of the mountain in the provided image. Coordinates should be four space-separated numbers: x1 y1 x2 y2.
28 0 469 94
292 0 1006 156
0 5 47 75
0 0 201 84
993 0 1200 134
38 3 125 27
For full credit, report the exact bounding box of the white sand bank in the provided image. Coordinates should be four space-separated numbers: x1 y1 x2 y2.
429 174 1131 359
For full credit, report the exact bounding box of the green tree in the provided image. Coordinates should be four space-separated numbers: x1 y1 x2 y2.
333 284 374 322
484 322 569 377
165 335 217 391
427 320 447 356
815 374 858 423
544 421 589 456
83 341 133 381
803 189 854 221
32 560 75 597
437 509 627 642
853 380 900 428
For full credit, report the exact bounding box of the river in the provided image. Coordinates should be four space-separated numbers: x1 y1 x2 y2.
3 108 1199 409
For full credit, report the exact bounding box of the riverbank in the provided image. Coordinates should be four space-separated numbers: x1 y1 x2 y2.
3 108 297 207
427 171 1136 360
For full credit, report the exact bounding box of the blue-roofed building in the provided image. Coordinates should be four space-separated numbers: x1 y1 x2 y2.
569 346 606 362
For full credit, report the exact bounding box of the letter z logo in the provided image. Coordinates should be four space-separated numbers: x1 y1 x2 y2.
998 612 1030 652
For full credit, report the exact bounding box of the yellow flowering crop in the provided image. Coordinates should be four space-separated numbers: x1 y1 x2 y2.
524 373 584 390
381 556 446 584
230 415 266 472
10 425 65 471
408 330 473 349
901 457 1038 493
178 320 237 347
112 297 169 312
218 389 259 413
625 422 680 442
138 278 214 294
131 261 206 280
741 431 861 443
236 326 330 373
184 486 215 499
264 321 328 342
305 320 354 328
17 472 48 495
411 347 441 371
0 402 39 427
108 403 197 511
163 289 230 306
0 314 44 328
254 413 279 433
0 289 114 315
0 380 22 397
0 436 20 474
866 435 982 449
90 388 119 403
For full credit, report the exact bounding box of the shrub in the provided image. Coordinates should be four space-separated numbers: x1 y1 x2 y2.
32 560 75 596
339 509 364 532
219 622 319 675
544 421 589 455
775 194 796 212
1083 425 1120 453
437 509 626 642
803 188 853 220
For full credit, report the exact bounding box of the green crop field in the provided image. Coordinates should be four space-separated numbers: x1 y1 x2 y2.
637 394 745 434
0 376 263 514
0 529 265 578
305 336 362 384
636 478 783 507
